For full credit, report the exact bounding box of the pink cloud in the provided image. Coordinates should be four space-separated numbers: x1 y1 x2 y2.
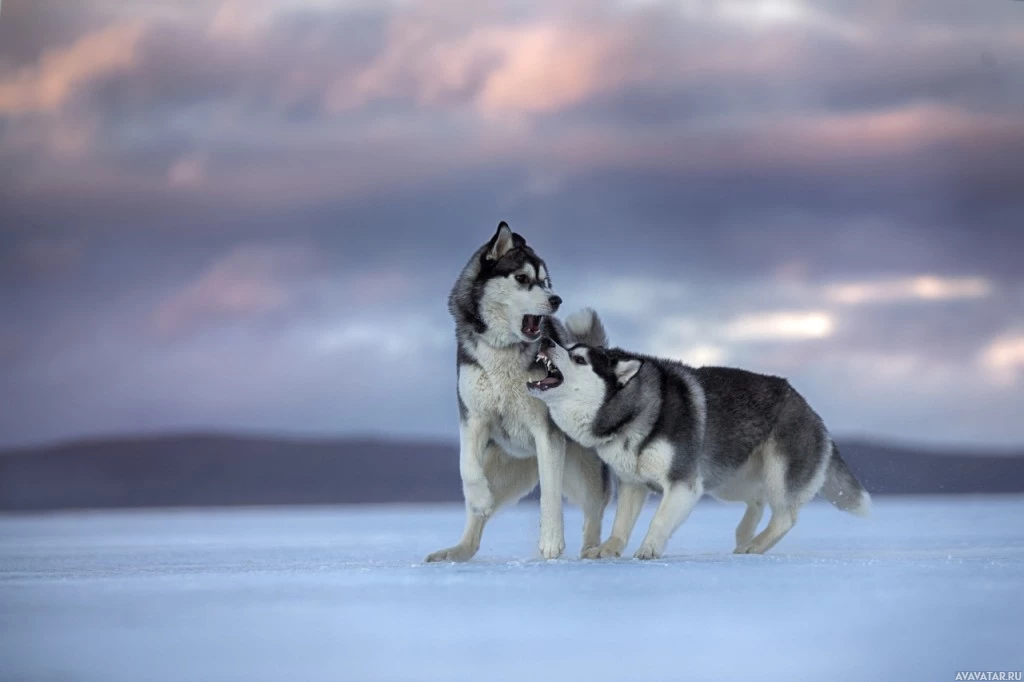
325 2 648 117
474 24 633 115
0 21 147 115
3 0 1021 214
508 103 1023 180
151 242 319 337
166 153 208 188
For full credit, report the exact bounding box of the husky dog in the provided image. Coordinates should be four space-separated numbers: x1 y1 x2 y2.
527 338 871 559
425 223 611 562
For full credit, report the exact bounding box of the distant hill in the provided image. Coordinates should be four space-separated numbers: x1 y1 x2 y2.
1 433 1022 511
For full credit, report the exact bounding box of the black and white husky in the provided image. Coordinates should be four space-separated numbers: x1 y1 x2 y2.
425 223 611 562
527 338 871 559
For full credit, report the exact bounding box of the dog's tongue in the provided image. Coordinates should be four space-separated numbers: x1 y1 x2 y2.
528 374 561 391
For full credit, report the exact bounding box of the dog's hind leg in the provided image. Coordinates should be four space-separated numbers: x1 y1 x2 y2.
737 505 795 554
485 442 540 509
425 512 488 563
733 500 765 553
425 444 538 562
563 444 610 557
737 408 831 555
735 440 798 554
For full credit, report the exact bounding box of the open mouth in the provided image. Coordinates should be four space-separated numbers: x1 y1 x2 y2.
527 352 563 391
521 315 542 339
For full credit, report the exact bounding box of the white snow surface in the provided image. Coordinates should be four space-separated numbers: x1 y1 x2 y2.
2 496 1023 682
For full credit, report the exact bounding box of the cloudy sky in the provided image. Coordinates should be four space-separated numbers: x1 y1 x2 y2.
1 0 1023 448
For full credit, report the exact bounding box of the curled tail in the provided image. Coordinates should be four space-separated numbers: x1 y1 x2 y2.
564 307 608 347
820 441 871 517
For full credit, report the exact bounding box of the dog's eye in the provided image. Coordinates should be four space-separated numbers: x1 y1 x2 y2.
573 355 587 366
515 274 530 285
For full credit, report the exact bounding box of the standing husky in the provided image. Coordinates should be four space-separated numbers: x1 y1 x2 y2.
425 223 611 562
527 338 871 559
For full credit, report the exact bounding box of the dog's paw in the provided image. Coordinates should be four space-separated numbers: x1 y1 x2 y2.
583 538 624 559
598 538 626 558
539 533 565 560
463 480 494 518
424 544 476 563
633 544 661 560
734 542 767 555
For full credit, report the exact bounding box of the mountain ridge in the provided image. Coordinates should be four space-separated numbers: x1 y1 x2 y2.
1 432 1022 511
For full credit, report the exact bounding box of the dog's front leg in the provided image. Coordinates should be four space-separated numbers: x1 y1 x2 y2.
634 480 702 560
459 417 494 518
534 429 567 559
424 418 492 563
585 481 647 558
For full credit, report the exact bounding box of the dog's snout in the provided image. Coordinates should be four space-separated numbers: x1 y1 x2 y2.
539 337 555 350
548 295 562 311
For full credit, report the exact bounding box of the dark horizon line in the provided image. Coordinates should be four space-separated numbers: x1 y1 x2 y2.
3 427 1023 457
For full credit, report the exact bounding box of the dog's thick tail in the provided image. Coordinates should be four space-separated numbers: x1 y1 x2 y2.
820 441 871 517
564 307 608 347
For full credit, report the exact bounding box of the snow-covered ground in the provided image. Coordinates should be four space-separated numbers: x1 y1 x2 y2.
1 497 1022 682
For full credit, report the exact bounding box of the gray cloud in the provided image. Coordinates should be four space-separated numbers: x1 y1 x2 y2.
1 0 1023 447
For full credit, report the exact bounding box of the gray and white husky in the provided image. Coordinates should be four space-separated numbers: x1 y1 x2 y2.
527 338 871 559
425 223 611 562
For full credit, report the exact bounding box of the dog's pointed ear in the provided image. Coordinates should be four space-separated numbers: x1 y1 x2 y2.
486 222 515 261
614 359 642 386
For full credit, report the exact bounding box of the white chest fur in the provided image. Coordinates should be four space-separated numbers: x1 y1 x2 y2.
596 433 675 488
546 392 674 488
458 343 550 458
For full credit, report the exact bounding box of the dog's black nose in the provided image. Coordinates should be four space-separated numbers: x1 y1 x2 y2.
539 337 555 350
548 295 562 311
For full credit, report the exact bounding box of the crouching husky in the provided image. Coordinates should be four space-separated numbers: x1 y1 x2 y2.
425 223 611 562
527 338 871 559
